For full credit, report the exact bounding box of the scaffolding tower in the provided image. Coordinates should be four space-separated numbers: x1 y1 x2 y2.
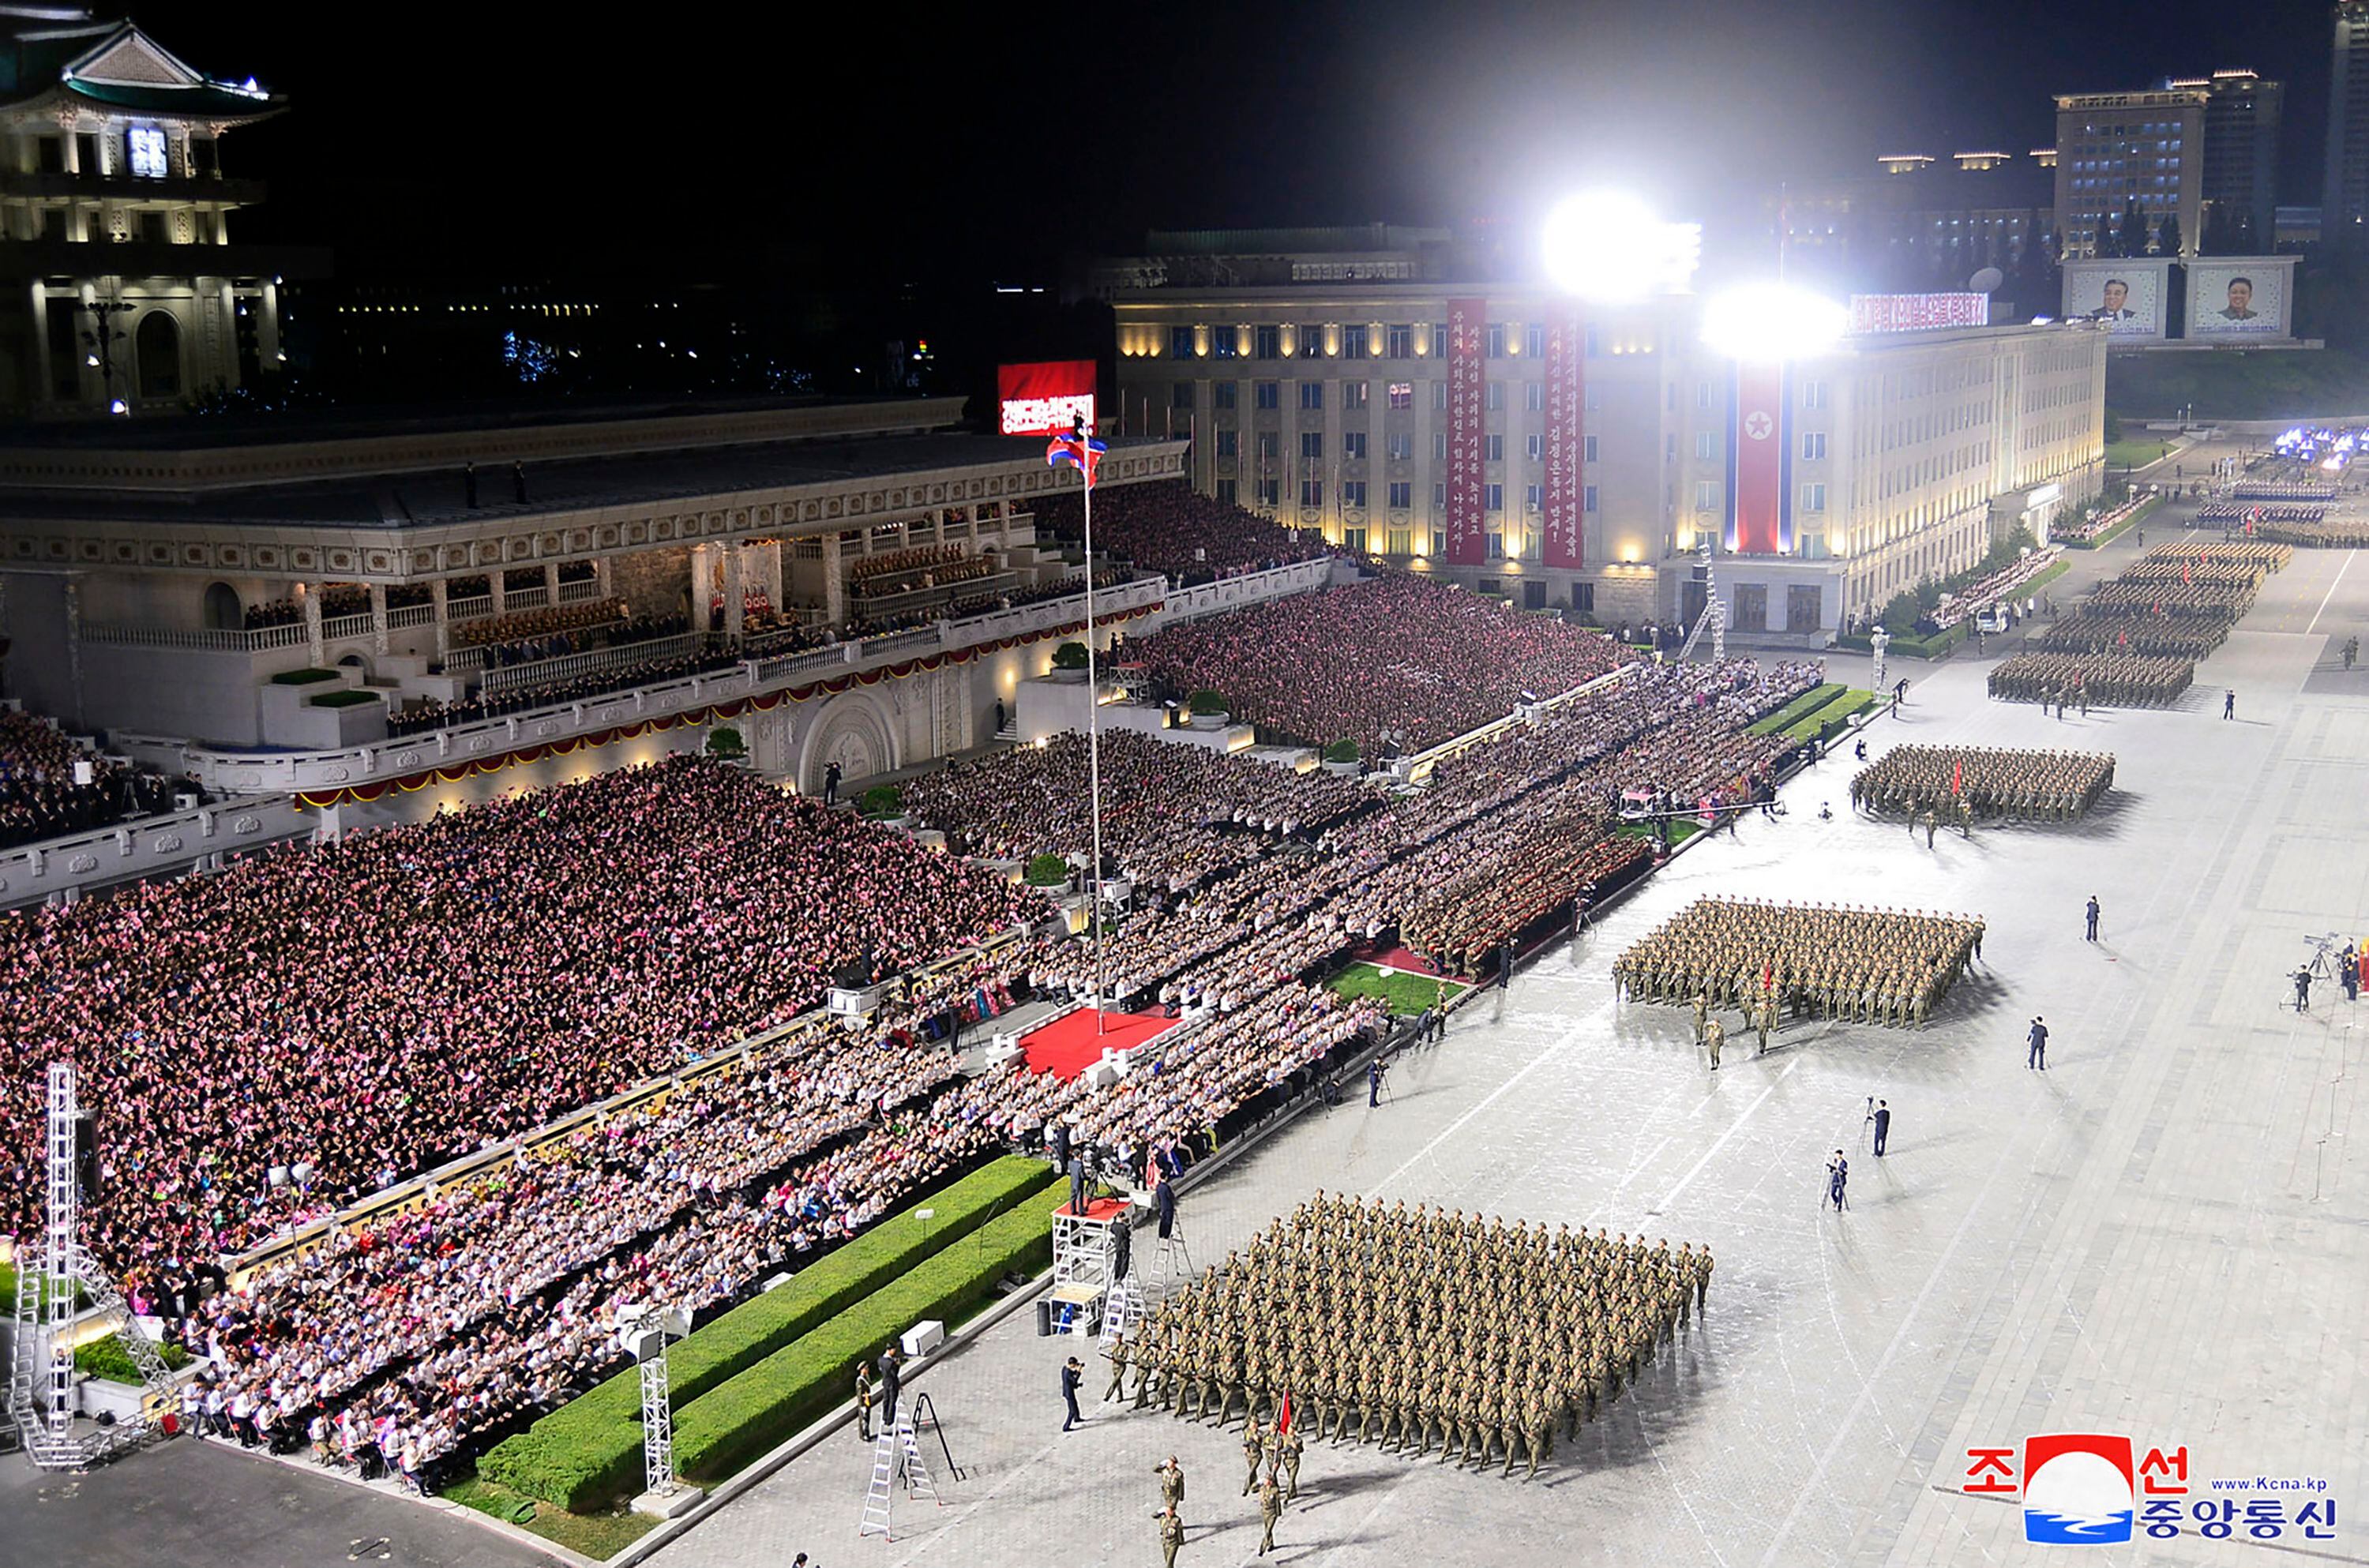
6 1063 179 1469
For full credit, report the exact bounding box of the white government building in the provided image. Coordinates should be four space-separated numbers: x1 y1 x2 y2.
1101 228 2106 640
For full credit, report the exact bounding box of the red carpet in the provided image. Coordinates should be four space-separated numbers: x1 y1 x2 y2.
1366 946 1470 983
1022 1007 1180 1080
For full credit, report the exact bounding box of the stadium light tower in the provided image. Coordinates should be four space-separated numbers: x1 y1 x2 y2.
1699 282 1849 365
621 1302 698 1517
1540 191 1700 306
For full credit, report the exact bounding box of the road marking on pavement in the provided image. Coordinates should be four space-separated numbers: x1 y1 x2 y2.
1646 1057 1801 1214
885 1432 1064 1568
2306 549 2355 637
1368 1015 1595 1193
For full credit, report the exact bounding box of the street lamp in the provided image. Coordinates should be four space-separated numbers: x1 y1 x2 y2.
78 300 135 413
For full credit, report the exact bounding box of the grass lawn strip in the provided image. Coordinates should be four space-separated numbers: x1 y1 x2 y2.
1327 962 1468 1014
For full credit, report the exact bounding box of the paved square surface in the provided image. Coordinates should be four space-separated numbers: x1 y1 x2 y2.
651 526 2369 1567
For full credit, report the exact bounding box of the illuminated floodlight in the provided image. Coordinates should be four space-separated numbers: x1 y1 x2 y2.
1701 283 1849 362
1541 191 1699 303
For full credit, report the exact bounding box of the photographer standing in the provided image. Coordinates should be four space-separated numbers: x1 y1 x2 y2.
1826 1150 1849 1213
2295 966 2314 1013
1368 1057 1387 1108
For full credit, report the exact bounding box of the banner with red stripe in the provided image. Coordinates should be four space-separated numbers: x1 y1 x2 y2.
1726 362 1788 554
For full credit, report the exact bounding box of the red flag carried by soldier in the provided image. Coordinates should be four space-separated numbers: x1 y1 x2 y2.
1952 758 1963 797
1277 1388 1293 1435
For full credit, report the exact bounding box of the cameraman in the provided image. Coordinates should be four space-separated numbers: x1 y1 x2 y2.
2295 966 2314 1013
1368 1056 1389 1108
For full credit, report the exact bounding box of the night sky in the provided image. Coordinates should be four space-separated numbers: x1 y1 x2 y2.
141 0 2333 282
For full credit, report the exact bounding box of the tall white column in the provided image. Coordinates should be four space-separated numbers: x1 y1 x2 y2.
430 577 449 658
689 545 714 634
723 544 745 640
821 535 845 626
369 581 388 655
302 583 324 666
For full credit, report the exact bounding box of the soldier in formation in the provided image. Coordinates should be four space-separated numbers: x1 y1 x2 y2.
1128 1193 1713 1480
1612 896 1984 1030
1988 651 2193 709
1850 745 2115 823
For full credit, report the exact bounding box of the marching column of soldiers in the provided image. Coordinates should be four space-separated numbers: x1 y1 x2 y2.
2040 610 2227 660
1990 538 2292 710
1850 745 2115 823
1123 1193 1711 1492
1988 650 2194 708
1612 897 1984 1029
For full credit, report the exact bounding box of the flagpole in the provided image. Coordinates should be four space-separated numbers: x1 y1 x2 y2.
1079 415 1109 1037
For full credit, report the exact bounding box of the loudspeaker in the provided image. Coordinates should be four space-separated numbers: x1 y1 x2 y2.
74 1113 101 1201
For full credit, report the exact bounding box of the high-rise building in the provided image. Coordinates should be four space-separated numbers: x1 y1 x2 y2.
2175 70 2281 249
2326 2 2369 247
2052 88 2208 259
0 9 323 415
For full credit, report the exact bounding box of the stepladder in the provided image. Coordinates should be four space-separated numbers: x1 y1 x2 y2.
857 1412 940 1540
1101 1274 1145 1347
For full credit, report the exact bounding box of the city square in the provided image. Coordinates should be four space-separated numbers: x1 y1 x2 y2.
2 5 2367 1568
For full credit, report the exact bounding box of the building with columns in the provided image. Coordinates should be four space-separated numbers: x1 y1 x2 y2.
0 399 1222 805
1108 230 2106 643
0 8 321 415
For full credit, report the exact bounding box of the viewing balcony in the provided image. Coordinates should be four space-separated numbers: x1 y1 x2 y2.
126 573 1176 796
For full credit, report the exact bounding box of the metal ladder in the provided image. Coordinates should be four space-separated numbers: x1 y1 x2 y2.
1100 1275 1145 1347
857 1412 940 1540
858 1429 899 1540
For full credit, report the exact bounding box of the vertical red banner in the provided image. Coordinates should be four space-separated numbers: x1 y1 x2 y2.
1542 306 1584 569
1445 298 1486 565
1728 361 1786 554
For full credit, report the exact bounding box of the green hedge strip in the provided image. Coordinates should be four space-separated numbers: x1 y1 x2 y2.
672 1190 1065 1484
1747 683 1845 735
476 1157 1056 1510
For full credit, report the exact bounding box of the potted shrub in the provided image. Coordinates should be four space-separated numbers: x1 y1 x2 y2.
706 726 749 762
1025 852 1072 888
75 1332 190 1424
1186 689 1230 729
1321 738 1362 775
856 783 903 820
1049 641 1091 672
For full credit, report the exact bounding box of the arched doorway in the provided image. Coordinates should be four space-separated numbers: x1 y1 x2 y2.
201 581 241 630
135 310 180 400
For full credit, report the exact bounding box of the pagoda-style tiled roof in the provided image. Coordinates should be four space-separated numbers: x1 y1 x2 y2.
0 11 281 122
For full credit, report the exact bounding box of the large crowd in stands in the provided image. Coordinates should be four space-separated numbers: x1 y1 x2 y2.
902 730 1369 891
474 611 692 672
1132 572 1627 754
1928 546 2065 630
388 640 750 734
0 759 1038 1270
452 598 630 651
0 708 194 852
11 611 1831 1484
849 542 976 584
1035 481 1330 583
851 550 999 598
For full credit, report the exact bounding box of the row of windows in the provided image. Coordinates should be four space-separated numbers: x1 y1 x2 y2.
1214 428 1615 466
1214 478 1604 516
1180 376 1839 418
1169 322 1597 362
1193 379 1593 413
